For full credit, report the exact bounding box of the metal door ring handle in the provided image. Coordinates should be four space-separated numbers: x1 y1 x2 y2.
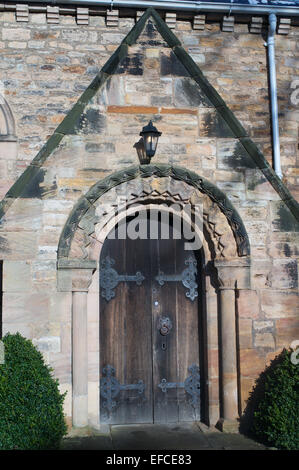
158 316 172 337
160 325 169 336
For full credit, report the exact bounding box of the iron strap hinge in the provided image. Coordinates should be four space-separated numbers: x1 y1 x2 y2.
155 255 198 301
100 365 145 412
158 364 200 408
100 255 198 302
100 255 145 302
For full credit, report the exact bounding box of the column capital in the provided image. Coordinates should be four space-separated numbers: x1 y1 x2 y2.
57 258 97 292
214 257 251 290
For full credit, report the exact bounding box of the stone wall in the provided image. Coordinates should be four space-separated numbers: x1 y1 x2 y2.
0 10 298 428
0 10 298 200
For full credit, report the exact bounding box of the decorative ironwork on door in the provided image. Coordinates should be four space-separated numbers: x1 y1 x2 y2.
158 316 172 351
158 364 200 407
100 256 145 302
155 255 198 301
100 365 146 412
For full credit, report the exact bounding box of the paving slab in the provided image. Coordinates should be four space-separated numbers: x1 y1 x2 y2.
61 422 266 450
202 432 266 450
62 433 113 450
110 423 211 450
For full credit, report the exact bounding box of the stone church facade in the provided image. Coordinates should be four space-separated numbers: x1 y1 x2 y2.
0 3 298 431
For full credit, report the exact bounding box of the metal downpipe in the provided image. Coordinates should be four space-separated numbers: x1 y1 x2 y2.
267 13 282 179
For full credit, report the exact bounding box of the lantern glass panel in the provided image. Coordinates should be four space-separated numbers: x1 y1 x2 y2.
138 121 162 163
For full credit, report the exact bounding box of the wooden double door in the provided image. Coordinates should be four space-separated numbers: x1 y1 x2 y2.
100 215 202 425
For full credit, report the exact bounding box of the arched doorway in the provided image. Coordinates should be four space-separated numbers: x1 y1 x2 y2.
57 164 251 430
99 210 206 425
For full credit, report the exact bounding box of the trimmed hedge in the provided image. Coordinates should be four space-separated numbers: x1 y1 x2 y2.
251 348 299 450
0 333 67 450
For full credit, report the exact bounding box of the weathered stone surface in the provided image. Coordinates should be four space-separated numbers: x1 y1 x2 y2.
0 10 298 429
2 292 51 324
32 336 61 353
240 375 255 404
207 348 219 379
239 319 252 349
0 199 42 232
254 332 275 350
88 351 100 381
268 259 298 289
271 201 299 233
161 51 188 77
250 259 272 289
237 290 260 319
3 26 31 39
217 139 255 170
276 317 299 349
48 352 72 383
268 239 299 259
245 170 281 201
0 231 38 259
238 200 268 221
3 260 32 292
199 109 235 138
253 320 274 332
174 77 210 108
239 349 265 377
217 181 246 202
31 260 57 288
261 290 299 319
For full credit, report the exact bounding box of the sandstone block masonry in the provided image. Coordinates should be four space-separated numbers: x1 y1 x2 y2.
0 11 298 200
0 9 298 429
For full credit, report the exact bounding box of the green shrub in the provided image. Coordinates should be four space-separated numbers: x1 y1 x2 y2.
251 348 299 450
0 332 67 450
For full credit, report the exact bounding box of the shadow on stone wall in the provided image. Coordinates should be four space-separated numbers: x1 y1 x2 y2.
239 349 286 437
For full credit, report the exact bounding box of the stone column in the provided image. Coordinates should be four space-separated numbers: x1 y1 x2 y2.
219 286 239 427
57 259 96 428
72 290 88 427
215 258 251 432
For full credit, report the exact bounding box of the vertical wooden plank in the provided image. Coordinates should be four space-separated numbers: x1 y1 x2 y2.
152 225 179 423
100 212 203 425
100 231 127 424
100 221 153 424
122 232 153 423
176 243 201 422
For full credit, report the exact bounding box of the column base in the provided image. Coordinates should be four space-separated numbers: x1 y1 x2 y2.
72 394 88 428
216 418 239 433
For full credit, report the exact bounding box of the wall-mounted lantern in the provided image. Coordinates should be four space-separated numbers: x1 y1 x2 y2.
135 120 162 164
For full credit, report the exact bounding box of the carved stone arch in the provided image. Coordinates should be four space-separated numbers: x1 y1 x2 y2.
58 164 250 262
68 176 237 262
0 95 16 140
57 164 251 430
